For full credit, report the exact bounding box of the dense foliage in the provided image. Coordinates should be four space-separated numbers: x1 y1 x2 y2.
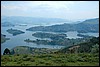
32 32 67 39
6 28 25 36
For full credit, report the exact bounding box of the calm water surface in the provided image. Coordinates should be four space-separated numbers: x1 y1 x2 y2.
1 24 99 54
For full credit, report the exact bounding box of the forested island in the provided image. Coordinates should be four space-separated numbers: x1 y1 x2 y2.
24 32 92 46
6 28 25 36
32 32 67 39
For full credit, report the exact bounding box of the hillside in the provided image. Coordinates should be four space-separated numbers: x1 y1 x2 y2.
57 37 99 53
1 16 68 25
26 18 99 33
81 18 99 24
1 37 99 66
1 22 15 27
1 53 99 66
10 46 58 55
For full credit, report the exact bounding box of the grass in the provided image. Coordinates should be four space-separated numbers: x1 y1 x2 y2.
1 53 99 66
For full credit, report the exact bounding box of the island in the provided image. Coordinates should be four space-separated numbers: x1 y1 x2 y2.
32 32 67 40
26 18 99 33
6 28 25 36
24 32 92 46
1 34 10 44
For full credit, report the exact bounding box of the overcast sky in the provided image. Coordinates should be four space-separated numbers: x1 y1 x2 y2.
1 1 99 21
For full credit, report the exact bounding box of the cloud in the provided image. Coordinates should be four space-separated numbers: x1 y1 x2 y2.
1 1 74 11
1 5 28 11
2 5 19 10
1 1 99 20
28 1 74 9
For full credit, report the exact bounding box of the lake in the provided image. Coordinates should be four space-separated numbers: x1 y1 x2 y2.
1 24 99 54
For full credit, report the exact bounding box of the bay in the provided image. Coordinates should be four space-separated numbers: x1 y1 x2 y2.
1 24 99 55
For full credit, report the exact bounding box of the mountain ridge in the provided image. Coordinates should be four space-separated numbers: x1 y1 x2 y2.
26 18 99 33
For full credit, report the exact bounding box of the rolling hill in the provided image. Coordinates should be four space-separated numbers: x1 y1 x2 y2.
26 18 99 33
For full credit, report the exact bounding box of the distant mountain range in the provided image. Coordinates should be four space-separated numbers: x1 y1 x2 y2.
1 22 15 27
26 18 99 33
1 16 69 25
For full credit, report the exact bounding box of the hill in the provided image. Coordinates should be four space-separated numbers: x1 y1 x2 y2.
1 22 15 27
10 46 58 55
1 53 99 66
26 18 99 33
1 37 99 66
1 16 68 25
81 18 99 24
57 37 99 53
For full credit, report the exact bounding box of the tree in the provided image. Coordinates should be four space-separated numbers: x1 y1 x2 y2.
3 48 11 55
91 44 99 53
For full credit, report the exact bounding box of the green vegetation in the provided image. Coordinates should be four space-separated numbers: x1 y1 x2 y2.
1 53 99 66
32 32 67 39
3 48 11 55
6 28 25 36
57 37 99 53
1 37 99 66
1 34 10 44
91 44 99 53
10 46 58 55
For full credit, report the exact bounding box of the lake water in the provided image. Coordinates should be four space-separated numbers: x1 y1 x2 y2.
1 24 99 54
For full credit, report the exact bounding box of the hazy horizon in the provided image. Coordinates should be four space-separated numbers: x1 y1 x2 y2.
1 1 99 21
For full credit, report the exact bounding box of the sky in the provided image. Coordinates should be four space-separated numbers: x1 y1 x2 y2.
1 1 99 21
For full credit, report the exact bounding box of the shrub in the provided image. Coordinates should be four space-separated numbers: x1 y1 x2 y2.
23 54 28 58
22 57 31 61
17 61 22 64
21 63 29 66
30 58 35 62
